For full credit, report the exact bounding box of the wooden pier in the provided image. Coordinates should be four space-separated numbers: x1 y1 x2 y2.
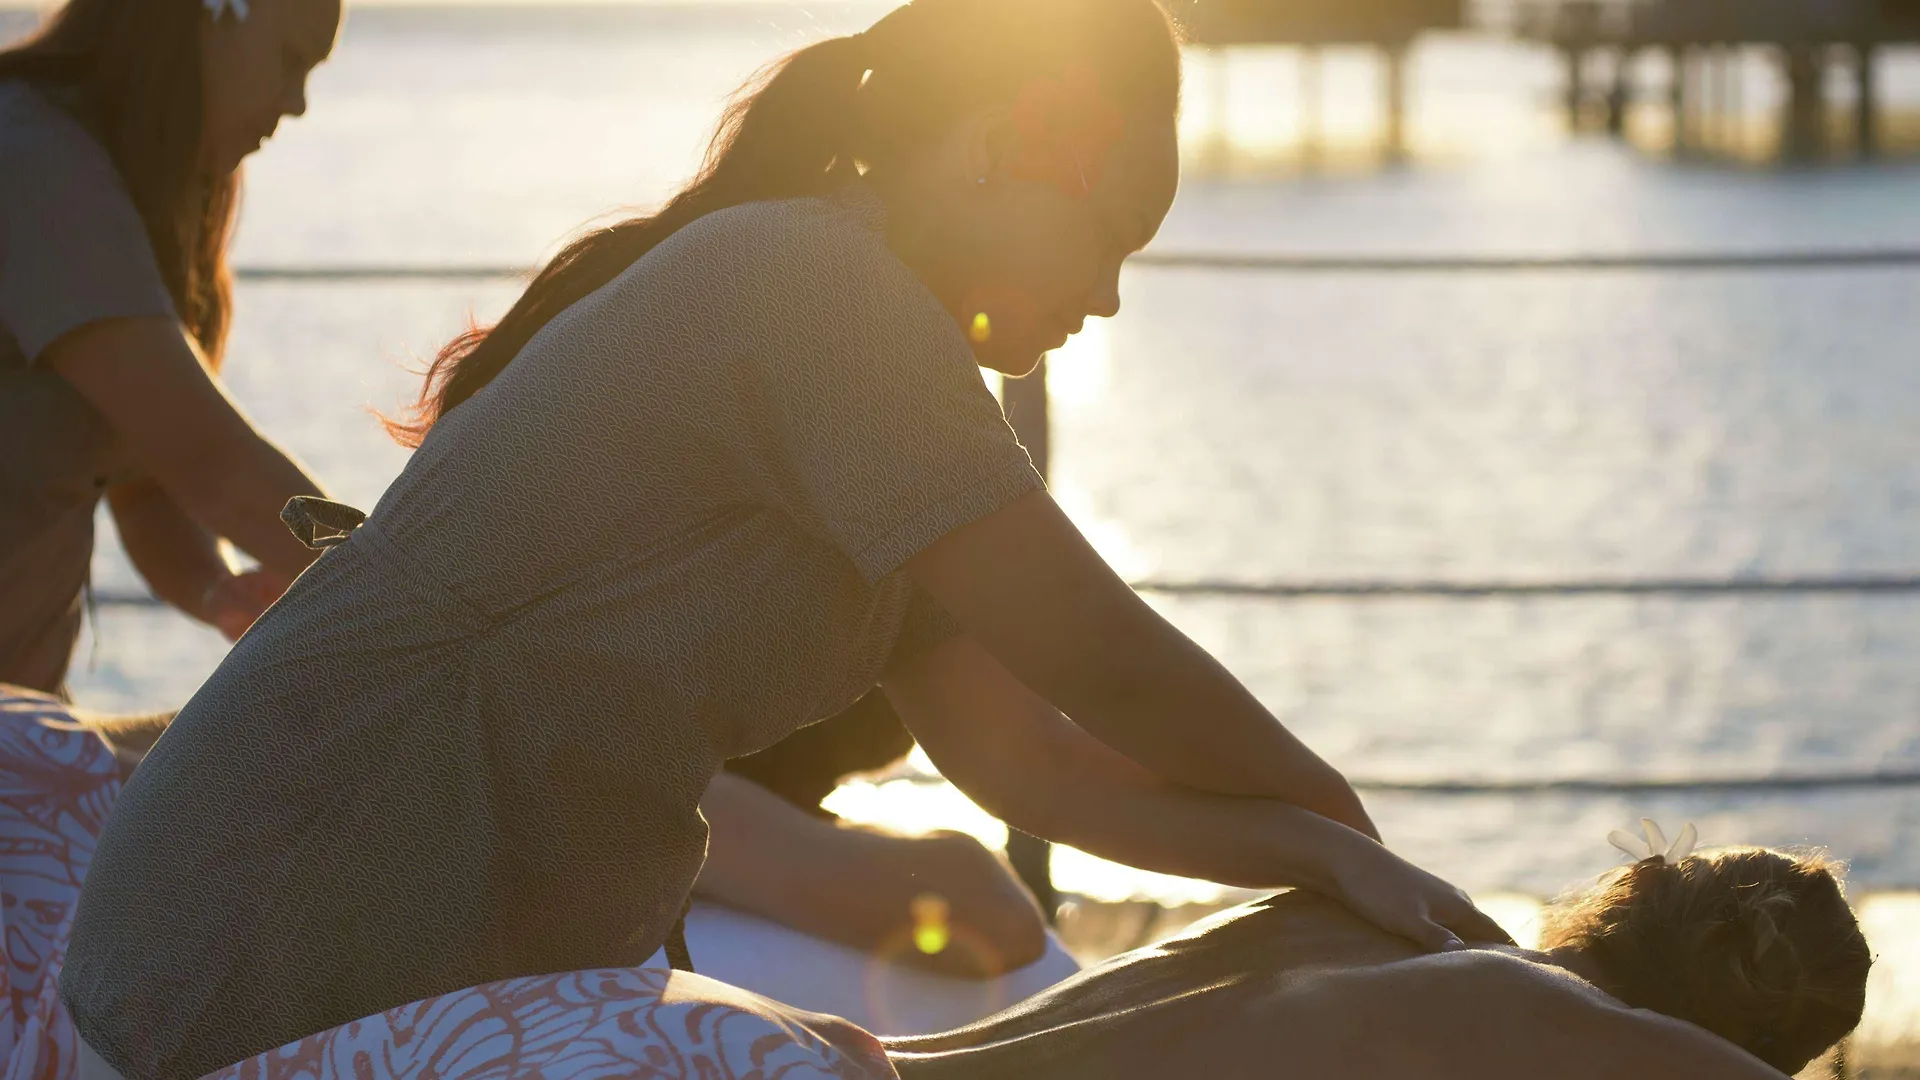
1165 0 1468 159
1517 0 1920 159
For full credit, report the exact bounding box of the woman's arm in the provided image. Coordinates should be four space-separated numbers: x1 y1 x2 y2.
696 771 1049 977
107 479 291 639
906 491 1374 839
882 635 1507 951
48 316 325 581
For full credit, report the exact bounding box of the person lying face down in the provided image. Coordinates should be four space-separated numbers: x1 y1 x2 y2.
887 845 1873 1080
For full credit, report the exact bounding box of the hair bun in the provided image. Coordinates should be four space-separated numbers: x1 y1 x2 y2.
1541 847 1872 1075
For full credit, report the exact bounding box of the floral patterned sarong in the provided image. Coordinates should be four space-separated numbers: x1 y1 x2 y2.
0 688 121 1080
205 967 898 1080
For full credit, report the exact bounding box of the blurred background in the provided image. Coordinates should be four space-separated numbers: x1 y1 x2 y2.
4 0 1917 978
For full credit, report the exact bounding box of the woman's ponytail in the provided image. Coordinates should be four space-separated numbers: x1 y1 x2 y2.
388 0 1182 446
384 31 875 445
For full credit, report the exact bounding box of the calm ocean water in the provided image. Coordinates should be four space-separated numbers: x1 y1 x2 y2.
8 4 1920 902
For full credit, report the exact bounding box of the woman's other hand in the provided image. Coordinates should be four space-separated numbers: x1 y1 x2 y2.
696 772 1048 979
1326 834 1514 953
107 478 295 639
877 829 1051 978
201 569 293 641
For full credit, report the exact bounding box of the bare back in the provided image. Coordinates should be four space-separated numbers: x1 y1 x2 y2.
887 892 1789 1080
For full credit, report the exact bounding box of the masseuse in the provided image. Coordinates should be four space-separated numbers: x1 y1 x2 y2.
0 0 338 708
1 0 1058 1039
65 1 1509 1076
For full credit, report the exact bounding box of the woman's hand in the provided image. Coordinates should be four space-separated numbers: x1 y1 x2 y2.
876 830 1051 978
696 773 1048 979
200 569 293 641
1325 834 1514 952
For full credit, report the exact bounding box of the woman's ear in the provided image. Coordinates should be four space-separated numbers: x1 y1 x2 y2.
962 106 1020 186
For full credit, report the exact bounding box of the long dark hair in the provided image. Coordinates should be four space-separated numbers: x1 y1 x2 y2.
0 0 237 366
384 0 1183 447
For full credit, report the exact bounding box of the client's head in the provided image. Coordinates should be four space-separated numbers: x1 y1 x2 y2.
1540 846 1872 1075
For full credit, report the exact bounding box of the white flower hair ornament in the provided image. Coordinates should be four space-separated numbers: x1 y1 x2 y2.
1609 818 1699 865
204 0 250 22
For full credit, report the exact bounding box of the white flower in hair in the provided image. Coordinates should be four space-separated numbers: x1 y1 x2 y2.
204 0 251 22
1608 818 1699 864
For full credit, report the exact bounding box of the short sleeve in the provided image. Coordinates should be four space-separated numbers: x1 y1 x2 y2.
0 87 177 363
726 197 1046 583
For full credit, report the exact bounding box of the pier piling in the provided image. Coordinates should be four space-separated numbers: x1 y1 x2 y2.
1856 42 1879 157
1384 43 1410 160
1782 43 1824 161
1668 45 1688 149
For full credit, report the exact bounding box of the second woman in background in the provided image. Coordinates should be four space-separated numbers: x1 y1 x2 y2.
0 0 339 723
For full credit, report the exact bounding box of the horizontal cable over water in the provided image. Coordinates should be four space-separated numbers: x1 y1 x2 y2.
1129 249 1920 273
93 573 1920 614
230 247 1920 283
867 768 1920 795
91 574 1920 612
89 587 1920 795
1129 574 1920 599
1350 771 1920 795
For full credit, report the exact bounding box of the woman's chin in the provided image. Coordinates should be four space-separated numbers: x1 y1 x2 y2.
982 353 1045 379
974 340 1051 378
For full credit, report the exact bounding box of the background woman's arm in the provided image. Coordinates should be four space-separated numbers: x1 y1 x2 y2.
106 479 231 614
907 490 1375 838
107 479 291 640
883 635 1507 951
696 771 1049 977
48 316 325 581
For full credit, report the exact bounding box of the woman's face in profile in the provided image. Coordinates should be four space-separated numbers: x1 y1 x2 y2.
198 0 343 176
958 116 1179 377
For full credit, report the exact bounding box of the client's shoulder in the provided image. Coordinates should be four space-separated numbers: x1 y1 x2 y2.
1316 949 1789 1080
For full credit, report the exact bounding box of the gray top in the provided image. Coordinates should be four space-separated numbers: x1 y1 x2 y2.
0 79 176 694
63 184 1044 1079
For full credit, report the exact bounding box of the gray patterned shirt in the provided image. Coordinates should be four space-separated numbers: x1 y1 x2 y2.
62 184 1043 1080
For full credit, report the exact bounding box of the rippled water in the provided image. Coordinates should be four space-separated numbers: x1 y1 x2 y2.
10 4 1920 901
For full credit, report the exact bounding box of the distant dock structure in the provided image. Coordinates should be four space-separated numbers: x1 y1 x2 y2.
1517 0 1920 159
1167 0 1468 160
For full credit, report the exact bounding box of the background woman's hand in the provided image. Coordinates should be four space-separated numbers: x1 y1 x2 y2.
1327 834 1514 952
882 830 1050 978
201 569 293 641
696 773 1049 980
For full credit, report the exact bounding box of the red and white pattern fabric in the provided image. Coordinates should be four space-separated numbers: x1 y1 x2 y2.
0 688 121 1080
206 968 898 1080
